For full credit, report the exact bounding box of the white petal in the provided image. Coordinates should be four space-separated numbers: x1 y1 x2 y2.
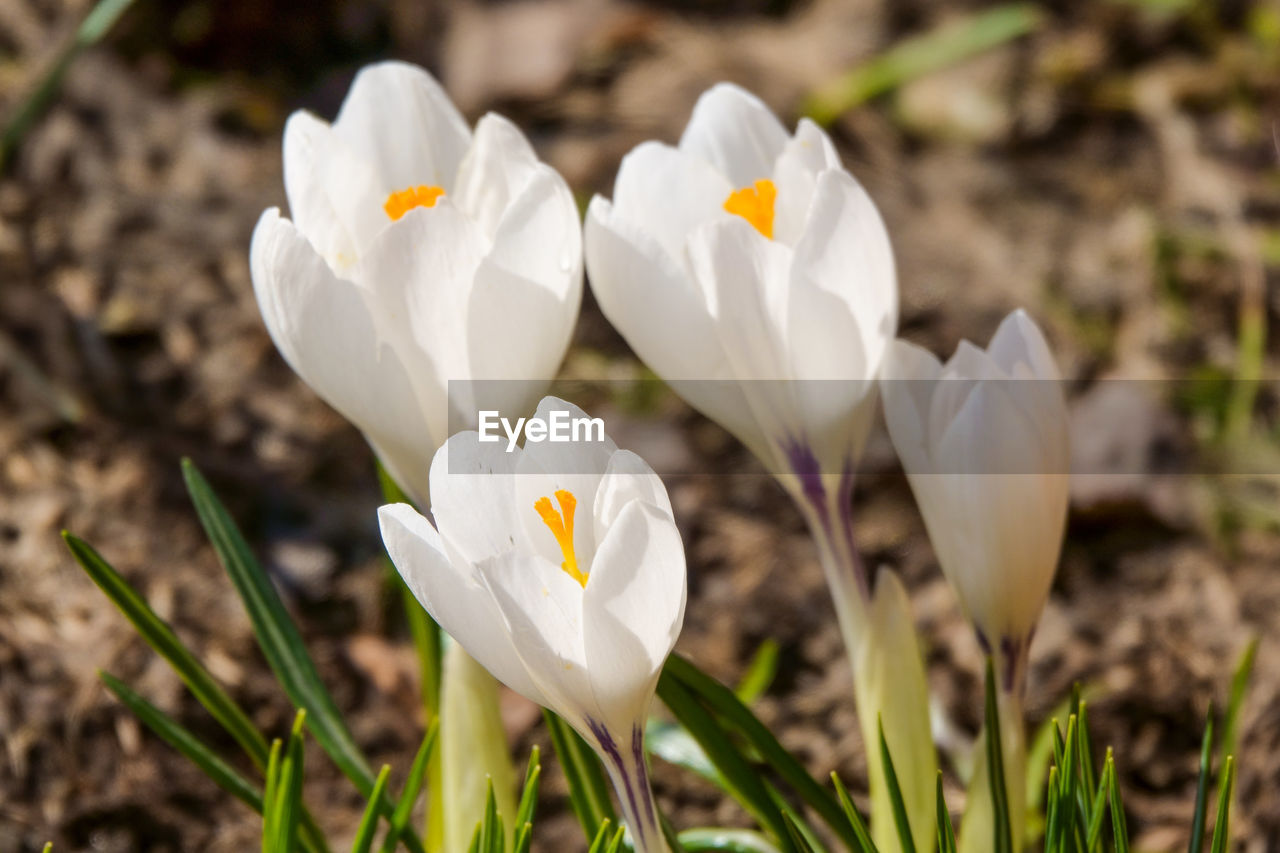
282 111 388 266
880 339 944 476
354 201 490 438
593 450 674 541
429 433 522 565
678 83 790 187
249 209 436 501
333 61 472 193
611 141 733 266
582 501 687 731
378 503 546 705
687 218 797 467
987 309 1060 381
480 549 597 726
452 113 543 241
584 197 762 462
772 118 841 245
789 169 897 369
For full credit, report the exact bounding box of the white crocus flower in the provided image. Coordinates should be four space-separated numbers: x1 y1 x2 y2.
585 83 933 851
380 397 686 853
880 309 1069 853
250 60 582 504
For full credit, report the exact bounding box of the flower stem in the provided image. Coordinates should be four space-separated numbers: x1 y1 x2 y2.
959 655 1028 853
793 477 938 853
595 725 669 853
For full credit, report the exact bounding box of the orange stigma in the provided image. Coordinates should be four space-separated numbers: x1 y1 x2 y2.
534 490 587 587
723 178 776 239
384 185 445 221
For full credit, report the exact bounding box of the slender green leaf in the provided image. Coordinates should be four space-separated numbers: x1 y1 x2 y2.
982 660 1013 853
271 711 307 853
1085 758 1110 851
512 824 532 853
1208 757 1235 853
780 813 818 853
264 739 283 853
352 766 393 853
802 3 1044 124
1224 638 1257 761
936 773 957 853
648 719 724 786
1188 705 1215 853
665 655 856 849
604 824 627 853
1074 701 1098 804
735 640 780 705
587 820 615 853
1105 751 1129 853
65 532 269 768
516 746 541 830
877 717 917 853
830 773 878 853
469 780 503 853
181 460 423 853
658 672 794 850
41 845 52 853
100 671 262 812
379 721 438 853
543 710 615 841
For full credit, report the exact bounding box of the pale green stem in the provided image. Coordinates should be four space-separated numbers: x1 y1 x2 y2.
958 663 1027 853
435 642 518 853
794 482 938 853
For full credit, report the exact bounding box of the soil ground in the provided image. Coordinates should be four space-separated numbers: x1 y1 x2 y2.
2 0 1279 850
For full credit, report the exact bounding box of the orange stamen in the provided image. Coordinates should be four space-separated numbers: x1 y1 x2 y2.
534 490 587 587
723 178 777 239
383 185 446 221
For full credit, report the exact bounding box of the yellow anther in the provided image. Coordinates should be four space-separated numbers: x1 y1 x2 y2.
534 490 587 587
723 178 776 239
384 185 446 221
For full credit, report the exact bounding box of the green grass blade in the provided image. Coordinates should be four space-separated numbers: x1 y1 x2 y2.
0 0 139 170
936 772 957 853
263 739 283 853
543 710 616 841
99 671 262 812
664 655 856 849
515 746 541 830
982 660 1013 853
877 717 917 853
802 3 1044 124
273 711 307 853
780 813 819 853
181 460 423 853
65 532 270 768
830 773 878 853
735 640 780 705
1208 757 1235 853
379 720 438 853
1187 705 1215 853
1223 638 1257 761
512 824 532 853
1085 758 1110 851
587 820 615 853
1075 702 1098 803
658 671 794 850
604 824 627 853
1105 751 1130 853
473 780 503 853
352 766 393 853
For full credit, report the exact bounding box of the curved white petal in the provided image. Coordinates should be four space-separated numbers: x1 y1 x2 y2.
354 201 489 438
282 111 388 267
582 501 686 731
479 549 598 728
880 339 944 477
452 112 543 241
678 83 790 187
611 141 733 266
428 433 522 565
772 118 841 246
988 309 1061 381
378 503 546 704
249 209 436 501
789 169 897 367
593 449 673 538
332 61 472 193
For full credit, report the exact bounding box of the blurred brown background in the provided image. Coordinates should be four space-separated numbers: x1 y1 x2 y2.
1 0 1279 850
